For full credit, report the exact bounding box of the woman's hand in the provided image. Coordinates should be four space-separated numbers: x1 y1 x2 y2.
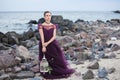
43 42 49 47
42 46 46 53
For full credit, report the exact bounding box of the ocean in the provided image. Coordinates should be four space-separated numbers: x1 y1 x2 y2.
0 11 120 34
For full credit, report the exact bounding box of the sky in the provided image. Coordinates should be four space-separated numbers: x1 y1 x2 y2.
0 0 120 11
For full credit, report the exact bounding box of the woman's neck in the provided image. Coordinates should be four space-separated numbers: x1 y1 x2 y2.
45 21 51 24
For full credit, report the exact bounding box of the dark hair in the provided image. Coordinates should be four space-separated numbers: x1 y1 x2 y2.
44 11 51 16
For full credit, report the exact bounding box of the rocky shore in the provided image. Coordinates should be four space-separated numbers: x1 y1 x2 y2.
0 15 120 80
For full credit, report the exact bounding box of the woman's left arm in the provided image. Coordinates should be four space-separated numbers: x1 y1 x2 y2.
44 25 56 47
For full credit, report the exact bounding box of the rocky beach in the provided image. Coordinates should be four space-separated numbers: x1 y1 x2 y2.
0 15 120 80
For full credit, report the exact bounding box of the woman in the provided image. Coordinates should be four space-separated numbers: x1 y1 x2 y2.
38 11 75 79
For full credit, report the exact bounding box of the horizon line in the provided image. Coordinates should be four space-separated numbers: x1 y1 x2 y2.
0 10 116 13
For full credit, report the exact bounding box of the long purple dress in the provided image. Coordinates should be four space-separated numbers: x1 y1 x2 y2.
38 24 75 79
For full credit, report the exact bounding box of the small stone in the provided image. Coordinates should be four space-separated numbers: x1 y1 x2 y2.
87 61 99 69
82 70 94 79
108 67 116 74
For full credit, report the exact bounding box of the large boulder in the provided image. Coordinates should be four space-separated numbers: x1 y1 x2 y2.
38 15 63 24
0 43 9 50
51 15 63 24
0 32 8 44
21 29 34 41
0 49 20 71
28 20 38 24
57 35 75 47
20 37 38 48
38 18 45 24
15 45 31 60
5 31 20 44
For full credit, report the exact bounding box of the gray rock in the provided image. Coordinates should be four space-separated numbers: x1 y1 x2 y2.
15 71 35 79
21 40 36 48
30 65 39 73
29 77 42 80
0 32 8 43
107 67 115 74
29 45 39 54
15 45 31 60
98 67 108 78
0 70 4 76
87 61 99 69
21 29 34 41
114 10 120 14
13 66 22 73
82 70 94 79
38 18 45 24
57 36 75 47
28 20 38 24
5 31 20 44
109 53 116 59
0 74 11 80
73 60 84 65
0 49 20 71
51 15 63 24
0 43 9 50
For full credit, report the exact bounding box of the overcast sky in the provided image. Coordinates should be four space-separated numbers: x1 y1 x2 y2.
0 0 120 11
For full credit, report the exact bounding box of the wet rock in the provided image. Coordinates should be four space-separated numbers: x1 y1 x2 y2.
28 20 38 24
38 18 45 24
75 19 85 23
111 19 120 23
82 70 94 79
114 10 120 14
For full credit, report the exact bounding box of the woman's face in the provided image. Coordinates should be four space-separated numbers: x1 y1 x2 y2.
44 12 51 22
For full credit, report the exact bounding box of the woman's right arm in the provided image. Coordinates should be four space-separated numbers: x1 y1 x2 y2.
39 26 46 52
39 26 44 45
